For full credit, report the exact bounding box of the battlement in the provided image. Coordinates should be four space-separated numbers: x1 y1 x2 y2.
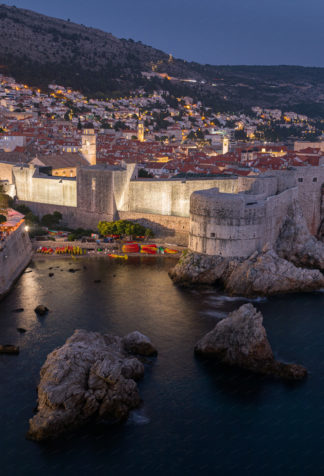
189 172 298 257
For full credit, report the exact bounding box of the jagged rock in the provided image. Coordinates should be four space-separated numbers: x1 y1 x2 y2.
27 329 157 441
34 305 49 316
169 249 324 297
123 331 157 356
0 344 19 354
195 303 307 380
168 251 239 286
225 248 324 297
276 201 324 271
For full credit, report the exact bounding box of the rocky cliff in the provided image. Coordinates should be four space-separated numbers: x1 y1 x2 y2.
27 329 157 441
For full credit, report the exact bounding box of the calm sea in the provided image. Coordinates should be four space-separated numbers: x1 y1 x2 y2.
0 257 324 476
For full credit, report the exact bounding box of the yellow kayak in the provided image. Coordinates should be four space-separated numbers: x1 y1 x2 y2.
108 254 128 260
164 248 179 254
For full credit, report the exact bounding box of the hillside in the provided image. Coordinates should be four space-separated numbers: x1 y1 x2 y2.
1 4 324 116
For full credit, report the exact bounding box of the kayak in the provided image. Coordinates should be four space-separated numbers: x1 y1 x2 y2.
140 245 157 254
122 243 140 253
108 254 128 260
164 248 179 254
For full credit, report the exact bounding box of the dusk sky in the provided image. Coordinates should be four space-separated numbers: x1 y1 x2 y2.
4 0 324 67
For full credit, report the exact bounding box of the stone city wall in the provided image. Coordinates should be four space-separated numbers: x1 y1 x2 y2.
0 222 32 299
124 176 262 217
0 162 14 183
119 211 189 246
294 166 324 235
13 165 77 207
189 183 297 258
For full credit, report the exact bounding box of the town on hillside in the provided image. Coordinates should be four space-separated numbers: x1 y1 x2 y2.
0 74 323 181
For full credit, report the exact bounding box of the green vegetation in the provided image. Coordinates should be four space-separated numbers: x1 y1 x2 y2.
98 219 153 238
67 228 94 241
0 214 6 224
0 183 11 212
41 211 62 228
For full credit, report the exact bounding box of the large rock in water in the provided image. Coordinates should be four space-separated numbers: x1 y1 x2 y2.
168 251 239 287
27 329 157 441
195 304 307 380
169 249 324 297
224 247 324 297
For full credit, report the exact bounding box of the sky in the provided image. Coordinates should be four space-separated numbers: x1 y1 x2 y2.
4 0 324 67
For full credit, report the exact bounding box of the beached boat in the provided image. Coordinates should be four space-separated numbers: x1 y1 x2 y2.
108 254 128 260
164 248 179 254
122 243 140 253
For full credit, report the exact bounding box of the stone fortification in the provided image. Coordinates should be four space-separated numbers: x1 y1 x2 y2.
13 165 77 207
189 173 297 258
0 222 32 299
123 175 262 218
294 166 324 235
1 158 323 247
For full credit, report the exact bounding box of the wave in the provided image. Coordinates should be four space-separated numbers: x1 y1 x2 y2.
127 409 150 426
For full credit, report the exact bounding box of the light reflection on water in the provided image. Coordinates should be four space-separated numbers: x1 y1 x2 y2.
0 257 324 476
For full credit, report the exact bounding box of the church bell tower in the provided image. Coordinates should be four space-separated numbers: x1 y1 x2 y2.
81 128 97 165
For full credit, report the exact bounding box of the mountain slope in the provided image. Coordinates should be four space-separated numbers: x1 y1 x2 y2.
1 4 324 116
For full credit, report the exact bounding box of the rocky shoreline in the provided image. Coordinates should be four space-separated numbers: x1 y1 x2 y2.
169 202 324 297
27 329 157 441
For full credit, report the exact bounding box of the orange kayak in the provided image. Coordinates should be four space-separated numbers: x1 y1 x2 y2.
164 248 179 254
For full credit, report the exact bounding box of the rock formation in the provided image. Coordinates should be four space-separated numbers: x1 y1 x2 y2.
27 329 157 441
276 201 324 271
195 303 307 380
225 247 324 297
0 344 19 354
169 248 324 297
34 305 49 316
168 250 239 287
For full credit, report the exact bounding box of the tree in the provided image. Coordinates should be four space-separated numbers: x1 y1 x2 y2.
98 219 153 238
234 130 248 141
0 184 10 211
41 211 62 228
138 168 154 178
0 214 6 224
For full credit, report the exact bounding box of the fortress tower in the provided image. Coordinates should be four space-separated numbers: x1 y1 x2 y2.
81 128 96 165
137 121 144 142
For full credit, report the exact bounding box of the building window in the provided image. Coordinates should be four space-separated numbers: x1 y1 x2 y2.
298 178 303 182
92 178 96 191
313 177 317 182
210 232 215 237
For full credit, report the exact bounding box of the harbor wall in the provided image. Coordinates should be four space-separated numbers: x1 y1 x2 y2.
0 223 32 299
